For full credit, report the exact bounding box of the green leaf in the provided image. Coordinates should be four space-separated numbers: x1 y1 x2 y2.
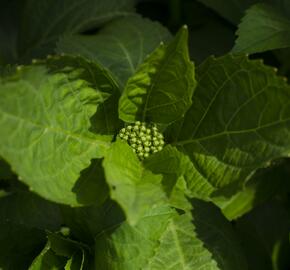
102 140 167 225
18 0 135 60
0 191 62 230
94 205 175 269
144 145 214 209
233 4 290 54
56 15 172 87
65 250 86 270
119 26 196 124
47 233 85 258
173 54 290 197
236 200 290 270
0 66 111 206
0 222 45 270
29 233 89 270
29 243 67 270
38 54 122 136
188 199 248 270
94 201 247 269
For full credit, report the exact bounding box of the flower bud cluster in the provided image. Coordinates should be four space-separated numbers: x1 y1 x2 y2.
118 121 165 160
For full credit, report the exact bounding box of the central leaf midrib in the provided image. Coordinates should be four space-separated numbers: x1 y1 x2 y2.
169 221 187 269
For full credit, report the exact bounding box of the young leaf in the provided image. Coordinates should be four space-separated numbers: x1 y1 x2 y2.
119 26 196 124
0 66 111 206
144 145 214 205
56 15 172 87
18 0 135 60
173 54 290 197
233 4 290 54
102 140 167 225
29 243 67 270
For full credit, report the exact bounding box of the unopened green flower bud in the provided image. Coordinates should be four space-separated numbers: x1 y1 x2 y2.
118 121 165 160
144 141 151 146
131 143 137 149
153 140 159 146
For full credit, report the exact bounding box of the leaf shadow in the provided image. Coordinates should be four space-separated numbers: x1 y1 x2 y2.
190 198 247 269
72 159 109 206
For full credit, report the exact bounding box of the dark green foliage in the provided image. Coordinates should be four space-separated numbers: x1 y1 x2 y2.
0 0 290 269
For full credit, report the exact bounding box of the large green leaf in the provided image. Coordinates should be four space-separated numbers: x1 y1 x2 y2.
38 54 122 136
18 0 135 60
56 15 172 87
95 201 247 269
94 206 174 269
119 26 196 124
233 4 290 54
172 54 290 197
102 140 166 225
0 66 111 205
